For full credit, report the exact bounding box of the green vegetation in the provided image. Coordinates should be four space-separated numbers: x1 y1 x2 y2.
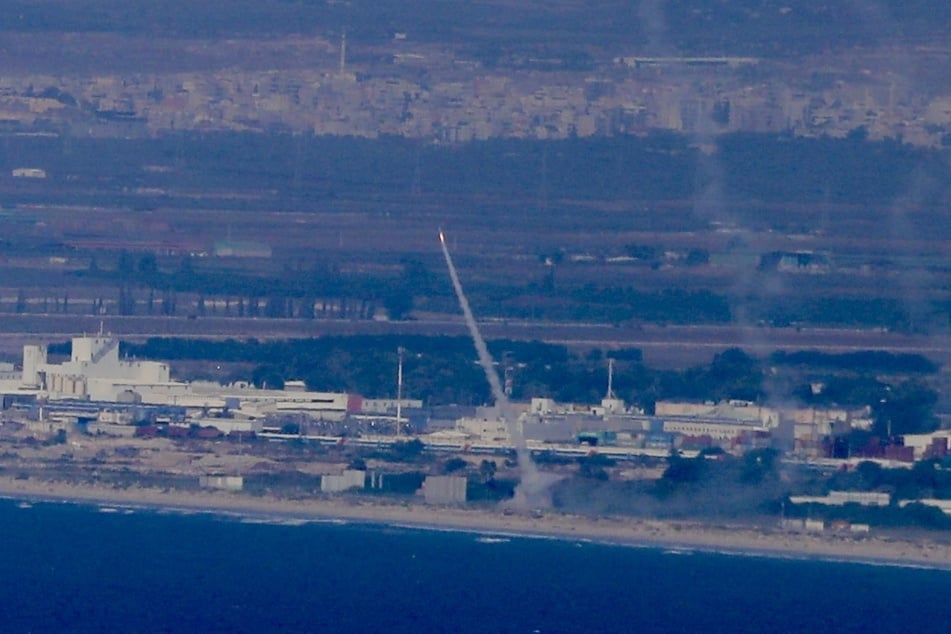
783 458 951 531
819 459 951 501
466 477 517 503
2 130 946 331
122 336 941 446
796 375 940 438
569 286 731 324
577 454 616 481
6 130 944 209
659 449 780 492
372 439 429 464
551 448 786 519
478 460 497 482
371 471 426 496
770 350 940 375
441 457 468 474
551 449 951 530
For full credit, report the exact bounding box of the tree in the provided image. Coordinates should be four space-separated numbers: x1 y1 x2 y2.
382 287 413 321
706 348 764 401
116 250 135 279
739 449 778 484
265 295 287 318
299 296 316 319
623 243 657 261
400 258 436 295
252 365 285 390
390 439 425 462
138 254 158 277
577 455 613 480
661 453 704 485
874 380 939 438
118 286 136 315
846 126 869 143
855 461 884 490
711 100 730 127
685 248 710 267
443 457 468 474
479 459 497 482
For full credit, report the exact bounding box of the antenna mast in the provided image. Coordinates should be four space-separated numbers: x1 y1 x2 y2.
339 30 347 75
607 358 615 399
396 346 404 437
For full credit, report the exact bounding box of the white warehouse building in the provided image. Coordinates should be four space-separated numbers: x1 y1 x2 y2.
9 335 354 423
24 336 171 401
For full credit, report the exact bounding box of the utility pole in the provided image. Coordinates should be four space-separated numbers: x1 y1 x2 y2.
339 30 347 76
396 347 404 437
607 358 615 399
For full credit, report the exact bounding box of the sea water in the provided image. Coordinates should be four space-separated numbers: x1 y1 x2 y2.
0 499 948 633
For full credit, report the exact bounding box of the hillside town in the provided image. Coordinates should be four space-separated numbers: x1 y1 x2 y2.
1 36 948 146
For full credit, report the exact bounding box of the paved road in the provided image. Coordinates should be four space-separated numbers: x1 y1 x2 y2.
0 314 946 368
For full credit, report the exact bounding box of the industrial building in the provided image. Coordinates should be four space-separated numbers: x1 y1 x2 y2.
321 469 366 493
22 336 170 400
789 491 891 507
2 335 359 434
423 475 467 504
0 335 902 464
200 475 244 491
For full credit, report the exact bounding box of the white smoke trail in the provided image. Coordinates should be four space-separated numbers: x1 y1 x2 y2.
438 231 557 508
845 0 938 334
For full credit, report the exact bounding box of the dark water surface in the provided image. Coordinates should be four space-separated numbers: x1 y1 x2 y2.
0 499 947 633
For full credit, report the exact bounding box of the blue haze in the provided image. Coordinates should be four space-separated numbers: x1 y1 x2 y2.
0 499 948 633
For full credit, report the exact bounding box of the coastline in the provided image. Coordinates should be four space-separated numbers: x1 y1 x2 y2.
3 476 950 570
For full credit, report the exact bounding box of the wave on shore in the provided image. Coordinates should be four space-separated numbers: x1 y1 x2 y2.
2 484 950 572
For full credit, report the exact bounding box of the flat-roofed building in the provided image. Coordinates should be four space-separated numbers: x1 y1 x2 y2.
321 469 366 493
27 336 171 401
423 475 467 504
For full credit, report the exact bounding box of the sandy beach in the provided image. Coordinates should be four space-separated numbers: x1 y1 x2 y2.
2 475 950 570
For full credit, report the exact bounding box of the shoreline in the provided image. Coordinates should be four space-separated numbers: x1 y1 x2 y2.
2 476 950 571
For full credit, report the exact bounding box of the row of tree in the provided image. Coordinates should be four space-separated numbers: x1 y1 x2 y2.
41 247 943 330
120 336 940 438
